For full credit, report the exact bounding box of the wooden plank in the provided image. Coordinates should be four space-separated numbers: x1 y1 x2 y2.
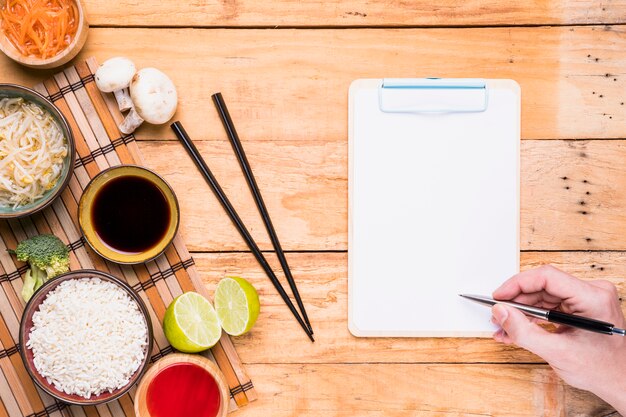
137 139 341 251
69 405 88 417
0 396 11 417
0 361 23 417
521 140 626 250
116 394 135 417
163 246 195 294
62 67 121 167
52 73 109 171
79 0 626 27
209 343 249 407
94 26 626 142
233 363 613 416
192 251 625 364
74 61 134 165
0 315 30 416
0 27 624 141
37 80 101 180
137 139 626 251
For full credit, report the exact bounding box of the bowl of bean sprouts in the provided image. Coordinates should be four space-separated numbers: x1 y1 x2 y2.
0 84 75 218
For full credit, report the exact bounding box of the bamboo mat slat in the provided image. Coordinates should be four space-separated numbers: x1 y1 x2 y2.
0 58 256 417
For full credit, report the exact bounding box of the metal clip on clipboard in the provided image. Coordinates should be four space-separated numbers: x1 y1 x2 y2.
378 78 488 113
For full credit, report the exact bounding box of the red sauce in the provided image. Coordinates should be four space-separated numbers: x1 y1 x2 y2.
146 363 221 417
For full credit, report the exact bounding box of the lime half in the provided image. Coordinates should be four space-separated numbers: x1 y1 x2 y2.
163 292 222 352
215 277 260 336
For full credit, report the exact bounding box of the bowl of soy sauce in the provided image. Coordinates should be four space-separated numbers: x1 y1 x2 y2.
79 165 180 264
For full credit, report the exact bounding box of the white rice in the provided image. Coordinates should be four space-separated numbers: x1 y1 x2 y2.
27 277 148 399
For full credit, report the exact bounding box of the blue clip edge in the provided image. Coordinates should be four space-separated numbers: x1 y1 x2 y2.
378 78 489 113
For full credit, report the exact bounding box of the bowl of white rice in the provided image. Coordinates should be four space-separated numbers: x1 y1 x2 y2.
19 270 153 405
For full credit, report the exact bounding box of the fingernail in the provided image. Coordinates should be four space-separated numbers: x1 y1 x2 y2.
492 304 508 325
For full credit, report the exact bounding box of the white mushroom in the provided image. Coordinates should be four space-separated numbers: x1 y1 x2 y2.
118 68 178 134
95 57 136 112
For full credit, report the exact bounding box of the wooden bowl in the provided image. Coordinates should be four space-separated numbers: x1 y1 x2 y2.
78 165 180 264
0 0 89 69
135 354 229 417
19 269 154 405
0 84 76 218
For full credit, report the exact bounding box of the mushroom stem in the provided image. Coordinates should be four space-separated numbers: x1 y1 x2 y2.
118 108 144 134
113 88 133 112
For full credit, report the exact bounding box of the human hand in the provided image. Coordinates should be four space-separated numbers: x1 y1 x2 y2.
491 265 626 414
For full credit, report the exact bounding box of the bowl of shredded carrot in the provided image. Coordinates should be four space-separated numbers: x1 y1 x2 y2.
0 0 88 69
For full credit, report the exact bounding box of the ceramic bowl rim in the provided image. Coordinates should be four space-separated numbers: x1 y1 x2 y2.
0 2 88 68
0 83 76 218
78 164 180 264
133 353 230 417
18 269 154 406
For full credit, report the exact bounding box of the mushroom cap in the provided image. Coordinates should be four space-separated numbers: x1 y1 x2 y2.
129 68 178 125
95 57 137 93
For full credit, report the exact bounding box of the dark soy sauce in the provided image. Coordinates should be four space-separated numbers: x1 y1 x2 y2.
92 175 170 254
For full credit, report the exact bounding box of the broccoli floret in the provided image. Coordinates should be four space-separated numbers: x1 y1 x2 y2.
9 234 70 301
21 268 45 303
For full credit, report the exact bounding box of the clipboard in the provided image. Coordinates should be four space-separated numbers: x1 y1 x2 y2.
348 78 520 337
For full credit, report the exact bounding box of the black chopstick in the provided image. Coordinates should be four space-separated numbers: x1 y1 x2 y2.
171 121 314 342
211 92 314 335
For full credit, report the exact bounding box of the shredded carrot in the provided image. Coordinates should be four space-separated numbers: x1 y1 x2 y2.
0 0 79 59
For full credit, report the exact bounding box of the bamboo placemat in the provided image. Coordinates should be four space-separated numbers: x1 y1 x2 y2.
0 57 257 417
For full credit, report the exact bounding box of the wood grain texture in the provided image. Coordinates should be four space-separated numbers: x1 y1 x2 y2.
79 0 626 27
0 11 621 416
137 140 344 252
232 363 612 417
134 139 626 251
521 140 626 251
1 26 625 141
192 251 625 365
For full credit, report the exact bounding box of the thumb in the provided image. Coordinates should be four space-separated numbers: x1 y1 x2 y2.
492 304 562 360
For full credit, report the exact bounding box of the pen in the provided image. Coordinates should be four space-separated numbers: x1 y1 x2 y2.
459 294 626 336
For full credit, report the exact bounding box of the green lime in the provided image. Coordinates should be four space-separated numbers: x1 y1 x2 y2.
163 292 222 353
215 277 260 336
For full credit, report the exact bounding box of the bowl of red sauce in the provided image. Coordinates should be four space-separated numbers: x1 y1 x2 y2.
135 353 229 417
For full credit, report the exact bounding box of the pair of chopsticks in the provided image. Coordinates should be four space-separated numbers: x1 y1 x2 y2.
171 93 314 342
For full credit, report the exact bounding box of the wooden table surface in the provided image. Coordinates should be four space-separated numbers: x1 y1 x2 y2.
2 1 626 416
